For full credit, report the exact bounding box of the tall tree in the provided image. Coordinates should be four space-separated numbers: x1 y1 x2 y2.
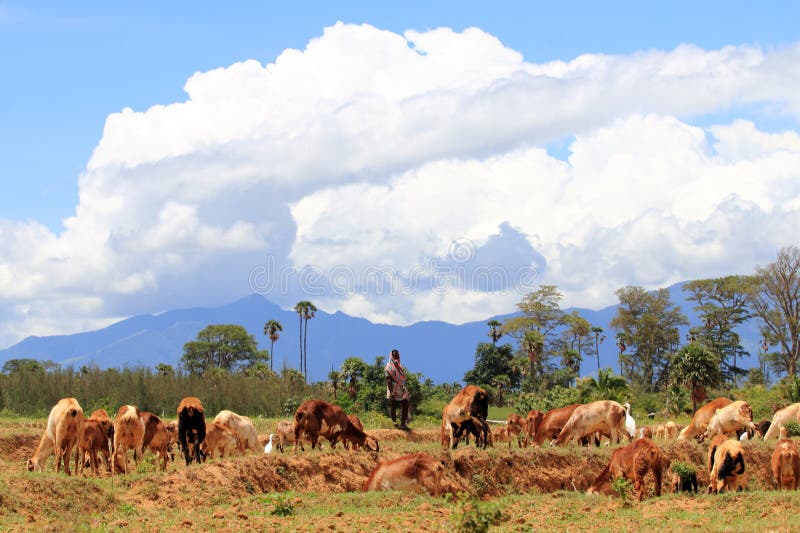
562 311 592 370
487 319 503 346
328 369 341 399
591 326 606 374
610 286 688 391
294 302 305 375
464 342 520 390
263 319 283 372
683 276 753 382
747 246 800 377
181 324 265 375
671 343 722 411
293 301 317 379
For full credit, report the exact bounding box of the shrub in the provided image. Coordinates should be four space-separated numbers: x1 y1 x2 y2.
451 499 503 533
671 461 696 483
784 421 800 437
611 477 634 507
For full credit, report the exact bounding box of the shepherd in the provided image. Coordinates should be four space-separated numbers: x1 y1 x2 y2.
385 348 411 430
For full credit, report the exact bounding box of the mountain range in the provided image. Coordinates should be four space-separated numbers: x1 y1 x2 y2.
0 282 766 384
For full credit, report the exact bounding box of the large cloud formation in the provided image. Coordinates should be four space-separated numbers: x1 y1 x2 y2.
1 22 799 347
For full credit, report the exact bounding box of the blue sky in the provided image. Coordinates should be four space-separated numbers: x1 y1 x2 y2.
1 1 799 347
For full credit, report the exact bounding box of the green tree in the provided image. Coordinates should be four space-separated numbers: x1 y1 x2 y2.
155 363 174 377
293 301 317 380
341 357 369 401
671 343 722 411
463 343 520 390
578 368 630 402
747 246 800 377
487 319 503 346
562 311 592 367
181 324 264 375
328 369 342 399
610 286 688 391
2 358 47 374
591 326 606 375
263 319 283 372
684 276 753 383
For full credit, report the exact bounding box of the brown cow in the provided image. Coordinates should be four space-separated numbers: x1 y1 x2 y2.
531 404 581 446
708 438 746 493
764 403 800 440
113 405 145 474
137 412 170 471
556 401 630 446
80 409 114 473
363 452 444 496
77 419 111 475
704 400 755 439
665 421 680 439
506 414 526 448
524 410 544 445
28 398 85 475
772 439 800 490
345 414 364 450
294 400 379 451
213 410 261 454
89 409 114 442
165 420 179 462
441 386 489 449
274 420 296 453
587 438 665 500
201 421 239 459
678 397 733 441
177 397 206 465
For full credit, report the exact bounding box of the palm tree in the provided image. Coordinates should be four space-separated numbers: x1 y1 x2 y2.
591 326 605 375
302 302 317 380
522 330 545 379
671 343 722 412
582 368 630 402
263 320 283 371
328 369 341 399
487 319 503 346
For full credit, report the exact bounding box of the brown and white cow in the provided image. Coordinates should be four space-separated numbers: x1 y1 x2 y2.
530 404 581 446
441 386 489 449
28 398 85 475
678 397 733 441
772 439 800 490
294 400 379 451
363 452 444 496
201 421 239 459
763 403 800 440
704 400 755 440
177 397 206 465
213 410 261 454
113 405 145 474
587 438 665 500
708 438 746 493
556 401 631 446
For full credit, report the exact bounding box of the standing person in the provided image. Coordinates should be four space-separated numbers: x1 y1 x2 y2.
385 349 410 430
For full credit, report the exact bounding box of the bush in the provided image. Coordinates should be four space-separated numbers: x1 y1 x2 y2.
784 421 800 437
671 461 696 483
451 499 503 533
611 477 634 506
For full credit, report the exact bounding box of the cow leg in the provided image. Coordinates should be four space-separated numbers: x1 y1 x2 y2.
451 423 464 450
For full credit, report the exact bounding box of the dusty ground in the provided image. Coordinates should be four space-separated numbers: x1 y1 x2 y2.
0 425 797 532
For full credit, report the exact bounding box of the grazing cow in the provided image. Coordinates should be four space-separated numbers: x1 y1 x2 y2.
78 419 112 475
213 410 261 454
89 409 114 442
531 404 581 446
177 397 206 465
345 414 364 450
587 438 665 500
708 438 746 493
665 421 680 439
28 398 85 475
112 405 145 474
772 439 800 490
679 397 733 441
80 409 114 473
137 412 170 471
506 414 526 448
363 452 444 496
294 400 379 451
704 400 755 439
670 471 699 493
764 403 800 440
556 401 631 446
493 426 510 445
274 420 297 453
442 386 489 449
164 420 179 461
524 410 545 446
201 421 239 459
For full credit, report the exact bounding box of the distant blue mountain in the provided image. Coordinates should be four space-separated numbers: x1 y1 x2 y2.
0 282 766 383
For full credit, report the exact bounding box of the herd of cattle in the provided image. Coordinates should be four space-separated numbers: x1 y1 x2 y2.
22 386 800 499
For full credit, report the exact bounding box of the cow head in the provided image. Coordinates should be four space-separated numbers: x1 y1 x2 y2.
365 435 379 452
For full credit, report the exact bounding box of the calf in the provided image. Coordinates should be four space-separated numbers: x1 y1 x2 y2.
138 412 170 471
678 397 733 441
524 410 545 446
294 400 379 451
665 421 680 439
363 452 444 496
28 398 85 475
441 386 489 449
274 420 296 453
177 397 206 465
772 439 800 490
113 405 145 474
708 438 746 493
506 413 526 448
587 438 665 501
213 410 261 454
165 420 179 461
78 419 111 475
556 401 630 446
201 421 239 459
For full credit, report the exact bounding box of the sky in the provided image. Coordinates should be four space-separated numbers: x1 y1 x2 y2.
1 1 800 348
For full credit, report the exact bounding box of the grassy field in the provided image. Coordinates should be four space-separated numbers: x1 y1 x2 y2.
2 415 800 532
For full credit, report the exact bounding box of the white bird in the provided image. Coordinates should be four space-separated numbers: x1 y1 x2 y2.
739 430 749 442
624 402 636 439
264 433 274 454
